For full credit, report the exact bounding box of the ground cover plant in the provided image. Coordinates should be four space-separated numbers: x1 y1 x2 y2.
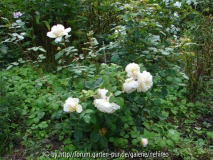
0 0 213 159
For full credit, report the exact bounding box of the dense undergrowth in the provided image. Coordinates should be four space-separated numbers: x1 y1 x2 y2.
0 0 213 160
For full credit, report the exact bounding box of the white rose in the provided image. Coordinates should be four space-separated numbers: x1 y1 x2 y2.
125 63 140 79
173 2 181 8
63 97 83 113
141 138 148 147
94 99 120 114
47 24 71 43
174 12 179 18
137 71 153 92
123 78 138 93
96 88 111 100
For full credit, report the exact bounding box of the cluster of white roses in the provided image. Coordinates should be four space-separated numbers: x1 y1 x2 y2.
63 63 153 114
63 89 120 114
123 63 153 93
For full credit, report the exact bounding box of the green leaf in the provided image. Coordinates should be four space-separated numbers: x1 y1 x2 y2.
133 30 141 38
70 113 78 120
114 137 119 146
6 65 13 70
167 129 180 142
158 113 166 120
0 45 8 54
109 96 115 103
207 132 213 141
39 122 48 129
106 91 111 96
161 50 170 55
159 72 166 77
37 112 45 119
166 76 173 81
116 97 124 107
55 52 64 60
132 139 137 145
51 103 59 110
91 116 97 124
159 140 166 148
43 21 50 30
11 62 19 65
84 114 91 123
109 137 114 142
85 78 103 90
36 15 40 24
74 129 83 141
111 54 119 62
33 117 40 123
85 109 94 114
166 140 174 147
161 88 168 98
55 123 62 130
114 91 122 96
154 99 161 105
90 131 99 143
111 86 117 92
39 47 46 53
99 136 108 147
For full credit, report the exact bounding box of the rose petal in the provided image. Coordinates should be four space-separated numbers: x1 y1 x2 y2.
55 36 63 43
63 104 70 112
76 105 83 113
47 32 57 38
65 27 71 33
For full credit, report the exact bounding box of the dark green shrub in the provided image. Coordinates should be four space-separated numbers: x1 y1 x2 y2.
0 78 23 154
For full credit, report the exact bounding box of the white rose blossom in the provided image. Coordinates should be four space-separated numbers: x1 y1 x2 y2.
173 1 181 8
137 71 153 92
94 99 120 114
174 12 179 18
141 138 148 147
125 63 140 79
63 97 83 113
96 88 111 100
123 78 138 93
47 24 71 43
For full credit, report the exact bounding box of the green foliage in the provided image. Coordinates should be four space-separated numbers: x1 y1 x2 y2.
0 77 23 154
